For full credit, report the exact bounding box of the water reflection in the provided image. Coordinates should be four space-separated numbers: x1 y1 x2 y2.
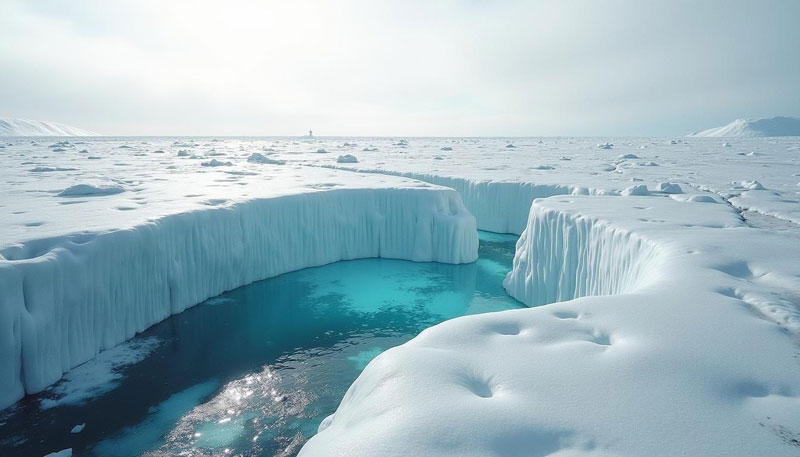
0 232 521 457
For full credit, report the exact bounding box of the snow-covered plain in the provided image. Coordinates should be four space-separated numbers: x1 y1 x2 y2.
0 119 99 137
1 135 799 455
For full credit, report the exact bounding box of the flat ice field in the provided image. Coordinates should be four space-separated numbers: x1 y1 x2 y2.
1 136 800 456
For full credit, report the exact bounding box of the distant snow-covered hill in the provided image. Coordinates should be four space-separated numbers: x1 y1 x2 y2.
688 116 800 137
0 118 99 136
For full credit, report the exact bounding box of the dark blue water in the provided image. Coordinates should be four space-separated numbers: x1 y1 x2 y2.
0 232 522 457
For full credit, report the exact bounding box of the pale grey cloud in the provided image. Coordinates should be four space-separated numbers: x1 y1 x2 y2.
1 0 798 136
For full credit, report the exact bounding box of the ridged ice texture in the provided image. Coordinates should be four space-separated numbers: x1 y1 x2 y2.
0 187 478 409
323 166 575 234
503 206 661 306
397 174 573 235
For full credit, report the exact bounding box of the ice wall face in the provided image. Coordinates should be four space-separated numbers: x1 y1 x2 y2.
0 187 477 409
322 166 576 234
503 203 662 306
396 175 573 235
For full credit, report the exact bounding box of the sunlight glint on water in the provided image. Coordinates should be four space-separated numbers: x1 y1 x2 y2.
1 232 521 457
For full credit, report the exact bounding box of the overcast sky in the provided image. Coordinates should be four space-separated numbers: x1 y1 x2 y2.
1 0 798 136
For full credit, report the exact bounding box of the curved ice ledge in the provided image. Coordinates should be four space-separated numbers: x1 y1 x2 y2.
303 194 800 457
503 202 664 306
0 186 478 409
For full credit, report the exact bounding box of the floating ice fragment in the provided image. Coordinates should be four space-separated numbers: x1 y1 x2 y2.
441 146 453 151
71 423 85 434
316 148 329 154
43 449 72 457
598 143 613 149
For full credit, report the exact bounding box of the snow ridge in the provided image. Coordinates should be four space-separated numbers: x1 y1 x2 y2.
0 118 99 136
688 116 800 137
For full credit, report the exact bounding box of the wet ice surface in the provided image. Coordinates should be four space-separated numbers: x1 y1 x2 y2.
0 232 521 457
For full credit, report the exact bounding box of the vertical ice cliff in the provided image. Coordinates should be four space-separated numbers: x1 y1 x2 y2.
0 187 478 409
398 175 573 235
322 165 575 234
503 203 661 306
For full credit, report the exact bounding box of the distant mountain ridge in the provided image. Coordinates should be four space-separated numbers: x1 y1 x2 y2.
688 116 800 137
0 118 99 136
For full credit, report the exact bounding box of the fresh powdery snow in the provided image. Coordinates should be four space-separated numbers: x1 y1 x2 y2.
0 119 99 137
1 136 800 456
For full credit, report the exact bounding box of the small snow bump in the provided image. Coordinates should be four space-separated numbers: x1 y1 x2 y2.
621 184 649 196
737 180 766 190
657 182 683 194
201 159 232 167
336 154 359 164
247 153 285 165
687 195 717 203
58 184 124 197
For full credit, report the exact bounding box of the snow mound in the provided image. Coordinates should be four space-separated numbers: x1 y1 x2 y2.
736 180 766 190
336 154 358 164
58 184 125 197
0 119 98 136
201 159 231 167
621 184 649 196
689 116 800 137
657 182 683 194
